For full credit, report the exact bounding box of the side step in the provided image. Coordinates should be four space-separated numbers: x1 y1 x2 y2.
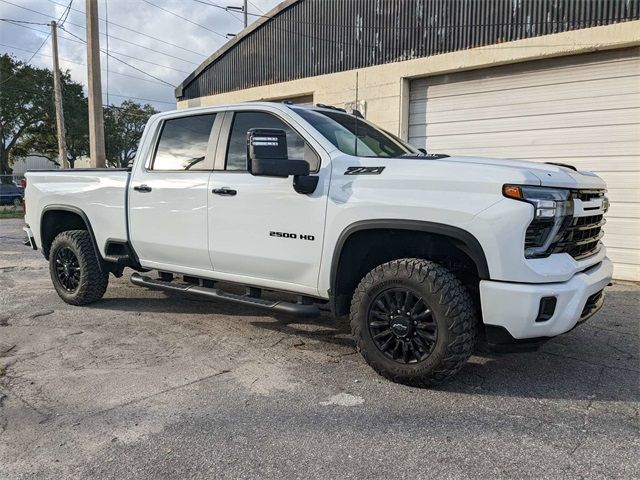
130 273 321 318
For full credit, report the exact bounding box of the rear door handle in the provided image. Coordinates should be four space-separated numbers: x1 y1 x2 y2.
212 187 237 196
134 184 152 193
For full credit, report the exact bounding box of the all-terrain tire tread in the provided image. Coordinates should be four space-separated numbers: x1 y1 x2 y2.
350 258 477 387
49 230 108 305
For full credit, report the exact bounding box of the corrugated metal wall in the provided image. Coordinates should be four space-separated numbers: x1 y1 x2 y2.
179 0 640 100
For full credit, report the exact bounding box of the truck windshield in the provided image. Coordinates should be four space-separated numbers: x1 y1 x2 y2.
293 108 418 158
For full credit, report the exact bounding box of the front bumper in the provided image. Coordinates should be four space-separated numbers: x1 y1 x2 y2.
480 257 613 341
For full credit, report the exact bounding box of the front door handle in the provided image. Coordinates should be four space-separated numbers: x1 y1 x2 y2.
134 184 152 193
212 187 237 196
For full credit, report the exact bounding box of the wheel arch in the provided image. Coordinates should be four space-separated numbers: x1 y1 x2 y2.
40 205 104 271
329 220 490 316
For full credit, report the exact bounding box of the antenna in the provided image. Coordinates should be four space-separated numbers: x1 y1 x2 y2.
354 71 358 157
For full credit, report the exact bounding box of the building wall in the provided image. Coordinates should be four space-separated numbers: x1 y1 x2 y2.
10 155 58 177
178 21 640 280
178 21 640 138
178 0 640 100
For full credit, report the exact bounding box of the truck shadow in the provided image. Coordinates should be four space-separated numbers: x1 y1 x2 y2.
92 286 639 402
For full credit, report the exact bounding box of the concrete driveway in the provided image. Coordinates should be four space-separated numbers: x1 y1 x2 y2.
0 218 638 479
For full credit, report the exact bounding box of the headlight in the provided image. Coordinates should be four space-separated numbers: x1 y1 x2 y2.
503 185 574 258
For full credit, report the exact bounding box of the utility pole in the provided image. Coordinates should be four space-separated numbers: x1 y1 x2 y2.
243 0 248 28
86 0 106 168
50 21 68 169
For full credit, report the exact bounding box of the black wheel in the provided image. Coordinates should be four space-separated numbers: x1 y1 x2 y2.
12 197 22 208
49 230 109 305
350 258 477 387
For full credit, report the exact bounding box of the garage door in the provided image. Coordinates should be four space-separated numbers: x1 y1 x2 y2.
408 48 640 281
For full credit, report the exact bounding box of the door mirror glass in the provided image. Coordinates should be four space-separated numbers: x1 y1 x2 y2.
247 128 310 178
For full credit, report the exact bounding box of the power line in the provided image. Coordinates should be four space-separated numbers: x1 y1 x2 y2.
140 0 227 39
247 1 263 14
60 25 190 74
0 18 48 26
2 84 175 106
2 0 201 66
0 42 170 86
46 0 208 57
60 26 176 86
58 0 73 26
1 20 189 75
0 0 73 86
187 0 244 24
62 19 199 65
106 92 174 105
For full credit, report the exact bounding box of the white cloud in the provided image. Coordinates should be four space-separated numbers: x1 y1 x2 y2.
0 0 282 111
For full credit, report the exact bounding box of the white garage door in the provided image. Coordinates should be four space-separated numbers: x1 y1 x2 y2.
408 48 640 281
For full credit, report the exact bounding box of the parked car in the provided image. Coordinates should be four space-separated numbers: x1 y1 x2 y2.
22 102 612 387
0 183 23 206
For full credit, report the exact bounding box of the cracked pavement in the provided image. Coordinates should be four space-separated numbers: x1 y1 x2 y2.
0 218 639 479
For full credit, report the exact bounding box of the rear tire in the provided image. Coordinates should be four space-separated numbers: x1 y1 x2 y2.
350 258 477 387
49 230 109 305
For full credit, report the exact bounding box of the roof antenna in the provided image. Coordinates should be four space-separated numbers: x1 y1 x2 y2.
354 71 359 157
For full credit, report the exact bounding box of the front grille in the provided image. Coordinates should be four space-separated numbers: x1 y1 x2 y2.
525 189 606 260
572 190 605 202
551 214 605 260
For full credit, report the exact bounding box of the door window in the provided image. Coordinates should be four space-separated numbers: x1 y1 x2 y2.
151 114 216 171
225 111 319 172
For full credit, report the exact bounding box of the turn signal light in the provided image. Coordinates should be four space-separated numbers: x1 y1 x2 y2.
503 185 522 199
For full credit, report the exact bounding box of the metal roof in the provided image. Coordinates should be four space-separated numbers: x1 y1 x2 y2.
176 0 640 101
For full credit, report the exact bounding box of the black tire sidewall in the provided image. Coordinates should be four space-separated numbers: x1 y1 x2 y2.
356 272 453 377
49 231 107 305
351 259 476 386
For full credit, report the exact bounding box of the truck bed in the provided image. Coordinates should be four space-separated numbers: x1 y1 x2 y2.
24 169 131 258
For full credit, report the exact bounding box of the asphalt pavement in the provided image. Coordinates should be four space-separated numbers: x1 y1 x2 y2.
0 218 638 479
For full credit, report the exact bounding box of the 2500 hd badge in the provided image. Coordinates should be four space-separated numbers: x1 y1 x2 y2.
269 231 315 241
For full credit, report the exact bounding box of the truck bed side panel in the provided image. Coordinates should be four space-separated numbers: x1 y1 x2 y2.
25 170 129 257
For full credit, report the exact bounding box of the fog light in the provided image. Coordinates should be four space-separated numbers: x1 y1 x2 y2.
536 296 557 322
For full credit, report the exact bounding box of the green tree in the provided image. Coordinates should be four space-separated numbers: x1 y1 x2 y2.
21 71 89 168
105 100 158 168
0 54 53 179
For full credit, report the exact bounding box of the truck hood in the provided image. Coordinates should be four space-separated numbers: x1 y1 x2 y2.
417 155 606 190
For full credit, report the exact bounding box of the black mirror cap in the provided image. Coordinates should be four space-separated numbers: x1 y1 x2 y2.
293 174 319 194
250 158 310 178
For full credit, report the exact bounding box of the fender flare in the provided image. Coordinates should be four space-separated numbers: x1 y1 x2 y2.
40 204 104 271
329 219 491 294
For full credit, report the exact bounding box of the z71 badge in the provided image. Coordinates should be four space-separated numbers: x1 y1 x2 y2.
344 166 385 175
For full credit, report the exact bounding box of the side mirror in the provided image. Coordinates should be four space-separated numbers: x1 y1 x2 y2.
247 128 309 178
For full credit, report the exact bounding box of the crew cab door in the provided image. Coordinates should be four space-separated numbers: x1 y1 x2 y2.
129 112 221 273
208 109 329 295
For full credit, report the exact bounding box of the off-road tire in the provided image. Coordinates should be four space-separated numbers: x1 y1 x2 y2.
350 258 477 387
49 230 109 305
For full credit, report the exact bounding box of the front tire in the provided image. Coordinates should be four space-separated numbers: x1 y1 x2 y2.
49 230 109 305
350 258 477 387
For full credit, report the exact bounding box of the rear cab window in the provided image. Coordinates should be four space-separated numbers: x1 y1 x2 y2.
150 114 216 171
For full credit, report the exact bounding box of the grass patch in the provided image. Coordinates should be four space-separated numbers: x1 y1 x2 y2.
0 211 24 219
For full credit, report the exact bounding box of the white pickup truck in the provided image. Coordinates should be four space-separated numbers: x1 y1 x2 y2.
23 102 612 386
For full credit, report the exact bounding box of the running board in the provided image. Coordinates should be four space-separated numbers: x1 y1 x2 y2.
130 273 320 318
